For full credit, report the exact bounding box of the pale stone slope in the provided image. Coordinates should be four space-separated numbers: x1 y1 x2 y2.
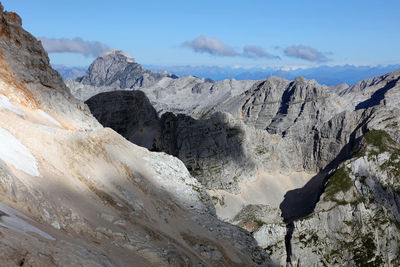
0 3 271 266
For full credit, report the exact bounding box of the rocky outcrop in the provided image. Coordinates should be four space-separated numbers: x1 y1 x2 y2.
214 76 343 137
158 112 256 192
282 127 400 266
86 91 257 193
77 49 178 88
339 70 400 110
0 3 272 266
250 107 400 266
0 3 99 131
66 51 256 116
83 69 400 195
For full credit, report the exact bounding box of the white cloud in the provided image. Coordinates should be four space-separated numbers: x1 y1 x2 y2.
182 35 238 56
39 37 110 58
284 45 329 62
183 35 279 60
243 45 280 59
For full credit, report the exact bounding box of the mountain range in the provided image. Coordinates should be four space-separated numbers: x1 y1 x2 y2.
56 62 400 86
0 2 399 266
67 47 400 266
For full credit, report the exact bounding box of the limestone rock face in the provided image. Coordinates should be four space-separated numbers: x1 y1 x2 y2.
339 70 400 110
215 76 343 137
78 49 177 88
85 90 161 149
283 127 400 266
0 4 99 131
0 3 272 266
158 111 257 193
86 91 257 193
251 108 400 266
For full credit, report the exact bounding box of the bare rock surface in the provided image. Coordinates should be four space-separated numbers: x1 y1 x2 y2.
0 3 272 266
79 53 400 266
60 6 400 266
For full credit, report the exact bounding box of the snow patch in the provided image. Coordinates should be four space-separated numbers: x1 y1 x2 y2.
36 124 57 132
0 94 24 116
0 202 55 240
0 127 41 177
36 109 62 127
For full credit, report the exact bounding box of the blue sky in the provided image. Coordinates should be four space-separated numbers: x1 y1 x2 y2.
6 0 400 68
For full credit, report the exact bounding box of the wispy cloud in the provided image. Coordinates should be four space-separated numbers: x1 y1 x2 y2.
39 37 110 57
243 45 280 59
284 45 330 62
182 35 238 56
182 35 279 60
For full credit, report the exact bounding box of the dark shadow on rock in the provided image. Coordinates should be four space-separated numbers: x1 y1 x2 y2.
280 172 327 223
285 222 294 263
85 90 255 190
280 108 373 223
85 90 161 150
279 108 373 263
355 77 400 110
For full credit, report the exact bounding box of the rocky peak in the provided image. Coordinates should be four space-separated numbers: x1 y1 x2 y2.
338 70 400 111
77 49 176 88
0 2 99 130
290 76 328 99
343 69 400 95
100 49 137 63
0 3 21 26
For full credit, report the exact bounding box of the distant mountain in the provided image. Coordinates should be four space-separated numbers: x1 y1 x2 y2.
145 64 275 81
57 62 400 86
146 64 400 86
66 51 255 116
52 64 87 79
289 64 400 86
76 50 178 88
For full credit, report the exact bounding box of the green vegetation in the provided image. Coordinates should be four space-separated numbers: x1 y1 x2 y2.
335 234 383 267
255 146 267 155
354 129 395 158
324 167 353 202
353 234 384 267
364 130 400 182
364 130 396 155
298 232 319 247
355 129 400 188
232 204 269 226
